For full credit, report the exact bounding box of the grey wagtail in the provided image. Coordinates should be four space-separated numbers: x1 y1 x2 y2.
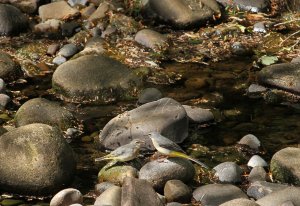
95 139 143 163
148 132 209 169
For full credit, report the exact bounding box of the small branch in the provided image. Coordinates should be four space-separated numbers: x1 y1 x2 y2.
274 19 300 27
280 30 300 46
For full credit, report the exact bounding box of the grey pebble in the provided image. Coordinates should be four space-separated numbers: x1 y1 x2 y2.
53 56 67 65
57 43 79 58
0 94 10 109
253 22 267 33
213 162 243 183
238 134 261 150
0 78 6 93
248 166 267 183
248 155 268 168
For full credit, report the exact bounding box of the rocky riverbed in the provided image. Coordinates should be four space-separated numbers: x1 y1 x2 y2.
0 0 300 206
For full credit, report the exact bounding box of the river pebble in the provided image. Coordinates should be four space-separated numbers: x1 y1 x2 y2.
68 0 88 7
247 155 268 168
0 94 10 109
50 188 83 206
0 52 23 81
135 29 168 51
47 44 60 56
193 184 248 206
53 56 67 65
137 87 163 104
213 162 243 183
238 134 261 150
216 0 268 12
95 182 115 195
248 166 267 183
57 43 79 58
164 180 192 203
220 198 260 206
253 22 267 33
94 186 121 206
98 165 138 185
183 105 214 124
247 181 290 200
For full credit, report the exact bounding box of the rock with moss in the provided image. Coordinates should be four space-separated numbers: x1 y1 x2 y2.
0 123 76 195
98 165 138 185
15 98 76 131
270 147 300 185
0 52 23 81
52 54 142 104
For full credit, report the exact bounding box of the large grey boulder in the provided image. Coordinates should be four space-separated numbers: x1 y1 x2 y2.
139 158 195 190
256 187 300 206
121 177 164 206
15 98 76 131
220 198 260 206
94 186 121 206
270 147 300 185
142 0 220 29
193 184 248 206
216 0 269 12
0 4 28 36
247 181 290 200
257 63 300 95
52 55 141 104
0 123 76 195
99 98 188 150
0 52 23 81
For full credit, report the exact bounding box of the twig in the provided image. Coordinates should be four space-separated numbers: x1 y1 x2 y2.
280 30 300 46
274 19 300 27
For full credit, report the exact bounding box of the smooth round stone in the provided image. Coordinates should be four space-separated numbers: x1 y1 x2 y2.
47 44 60 56
213 162 243 183
0 94 10 109
61 22 81 37
193 184 248 205
253 22 266 33
98 165 138 185
247 181 289 200
247 84 267 93
95 182 115 195
216 0 268 12
34 19 62 34
0 52 23 81
94 186 121 206
164 180 191 203
80 37 105 55
231 42 251 56
291 57 300 63
15 98 76 131
53 56 67 65
256 187 300 206
57 44 79 58
280 201 295 206
0 123 76 195
0 78 6 93
68 0 88 7
139 158 195 191
248 166 267 183
52 54 141 104
137 88 163 104
238 134 261 150
0 4 28 36
183 105 214 124
270 147 300 185
135 29 168 50
220 198 260 206
50 188 83 206
248 155 268 168
166 203 182 206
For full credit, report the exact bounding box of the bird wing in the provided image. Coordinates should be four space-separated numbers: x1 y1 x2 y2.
156 136 185 153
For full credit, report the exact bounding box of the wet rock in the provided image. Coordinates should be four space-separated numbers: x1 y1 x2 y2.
139 158 195 191
53 56 67 65
220 198 260 206
50 188 83 206
34 19 62 35
256 187 300 206
15 98 76 131
137 88 163 104
164 180 192 203
121 177 164 206
39 1 79 22
88 2 110 23
257 63 300 95
231 42 252 56
57 44 79 58
47 44 60 56
0 94 10 109
213 162 243 183
100 98 188 150
247 181 290 200
80 37 105 55
52 54 141 104
184 77 208 89
0 4 28 36
248 166 267 183
95 182 115 195
166 203 182 206
135 29 168 51
291 57 300 63
98 165 138 185
61 21 81 37
216 0 268 12
253 22 267 33
270 147 300 185
0 123 76 195
238 134 261 150
81 4 96 19
247 155 268 168
143 0 220 29
94 186 121 206
0 78 5 93
183 105 214 124
193 184 248 205
247 84 267 98
0 0 39 14
0 52 23 81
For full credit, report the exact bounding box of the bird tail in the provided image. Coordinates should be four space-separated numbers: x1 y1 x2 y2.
95 155 112 162
169 151 209 169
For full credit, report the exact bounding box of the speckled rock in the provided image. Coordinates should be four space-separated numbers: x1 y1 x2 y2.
99 98 188 150
39 1 79 22
0 52 23 81
50 188 83 206
247 181 290 200
256 187 300 206
164 180 192 203
139 158 195 191
98 165 138 185
216 0 269 12
0 123 76 195
137 88 163 104
270 147 300 185
213 162 243 183
247 155 268 168
52 55 142 104
183 105 214 124
94 186 121 206
220 198 260 206
15 98 76 131
0 4 28 36
122 177 164 206
135 29 168 51
193 184 248 206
